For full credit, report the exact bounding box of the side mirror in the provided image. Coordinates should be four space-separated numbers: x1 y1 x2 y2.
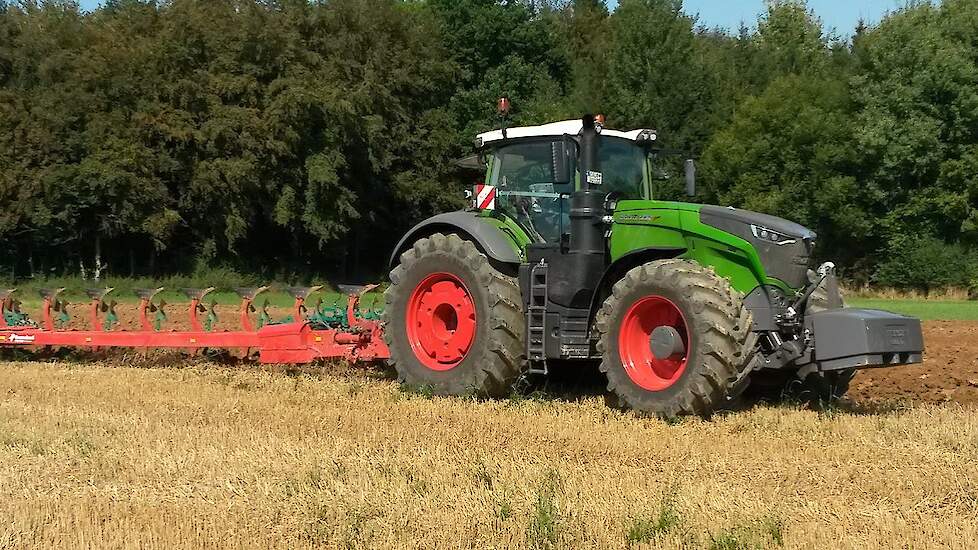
684 159 696 197
552 139 575 185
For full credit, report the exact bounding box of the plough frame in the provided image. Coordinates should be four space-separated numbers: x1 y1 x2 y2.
0 285 389 364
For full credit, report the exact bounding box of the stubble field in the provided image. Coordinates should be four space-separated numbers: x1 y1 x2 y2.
1 359 977 549
2 299 978 548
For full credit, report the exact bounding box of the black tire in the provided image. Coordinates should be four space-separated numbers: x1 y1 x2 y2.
595 259 757 418
384 233 525 396
744 281 855 404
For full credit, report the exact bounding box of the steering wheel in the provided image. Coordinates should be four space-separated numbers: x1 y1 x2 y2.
604 190 625 211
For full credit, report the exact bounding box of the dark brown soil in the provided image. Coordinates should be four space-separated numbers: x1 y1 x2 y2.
848 320 978 406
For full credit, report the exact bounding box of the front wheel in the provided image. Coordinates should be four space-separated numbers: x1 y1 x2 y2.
384 233 525 396
595 259 757 418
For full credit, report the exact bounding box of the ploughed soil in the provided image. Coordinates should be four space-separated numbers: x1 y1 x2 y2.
847 320 978 406
9 302 978 406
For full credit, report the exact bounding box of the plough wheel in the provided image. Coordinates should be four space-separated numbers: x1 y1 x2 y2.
384 233 525 396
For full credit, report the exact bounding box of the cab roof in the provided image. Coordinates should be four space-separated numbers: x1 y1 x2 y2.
476 119 656 148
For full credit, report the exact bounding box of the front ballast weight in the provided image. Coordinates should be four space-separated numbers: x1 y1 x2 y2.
754 263 923 377
0 285 389 364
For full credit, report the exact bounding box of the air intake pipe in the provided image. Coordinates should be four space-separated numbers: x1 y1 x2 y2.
543 115 606 309
569 115 606 257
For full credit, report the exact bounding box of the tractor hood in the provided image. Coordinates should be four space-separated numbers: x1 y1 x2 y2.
699 205 816 289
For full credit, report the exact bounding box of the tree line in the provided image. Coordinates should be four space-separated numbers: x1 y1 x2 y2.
1 0 977 291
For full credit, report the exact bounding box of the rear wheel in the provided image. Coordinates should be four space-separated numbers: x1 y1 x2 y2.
595 259 756 418
384 233 525 396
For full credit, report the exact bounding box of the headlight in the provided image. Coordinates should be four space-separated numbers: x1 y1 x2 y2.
750 224 797 246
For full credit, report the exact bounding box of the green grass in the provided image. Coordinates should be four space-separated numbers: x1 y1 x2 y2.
848 298 978 321
624 494 681 545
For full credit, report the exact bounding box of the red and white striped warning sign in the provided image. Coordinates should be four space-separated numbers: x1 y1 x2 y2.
475 184 496 210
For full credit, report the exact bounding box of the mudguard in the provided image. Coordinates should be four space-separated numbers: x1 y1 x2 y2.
585 246 687 327
388 211 523 271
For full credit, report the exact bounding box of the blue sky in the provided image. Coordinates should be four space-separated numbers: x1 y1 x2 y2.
77 0 905 35
679 0 906 34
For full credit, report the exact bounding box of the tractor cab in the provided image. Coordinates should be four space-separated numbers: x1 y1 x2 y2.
475 119 656 244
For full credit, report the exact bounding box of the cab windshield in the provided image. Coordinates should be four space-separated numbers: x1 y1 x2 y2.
599 138 647 200
487 137 647 243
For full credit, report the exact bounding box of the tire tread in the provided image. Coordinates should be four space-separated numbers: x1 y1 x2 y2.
383 233 525 397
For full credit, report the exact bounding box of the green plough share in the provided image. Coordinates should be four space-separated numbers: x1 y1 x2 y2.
2 302 33 327
308 296 347 328
54 300 71 329
204 301 218 332
102 301 119 331
153 302 167 331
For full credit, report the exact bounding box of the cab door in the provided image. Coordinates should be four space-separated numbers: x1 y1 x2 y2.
487 139 576 243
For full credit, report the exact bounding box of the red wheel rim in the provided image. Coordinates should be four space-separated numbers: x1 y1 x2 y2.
618 295 689 391
406 272 477 371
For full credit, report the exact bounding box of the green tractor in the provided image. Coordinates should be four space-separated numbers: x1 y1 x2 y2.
384 113 924 417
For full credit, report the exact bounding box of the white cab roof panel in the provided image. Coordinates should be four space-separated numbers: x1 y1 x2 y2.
477 120 654 146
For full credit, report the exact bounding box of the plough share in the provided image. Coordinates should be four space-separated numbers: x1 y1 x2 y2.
0 285 389 364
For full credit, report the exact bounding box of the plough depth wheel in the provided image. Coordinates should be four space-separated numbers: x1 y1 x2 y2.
384 233 525 396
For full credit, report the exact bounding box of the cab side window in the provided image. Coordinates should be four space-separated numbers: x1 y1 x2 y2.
489 140 575 243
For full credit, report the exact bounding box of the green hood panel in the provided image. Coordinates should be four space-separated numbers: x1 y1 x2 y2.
609 200 797 294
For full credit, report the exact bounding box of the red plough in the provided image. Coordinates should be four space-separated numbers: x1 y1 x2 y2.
0 285 389 364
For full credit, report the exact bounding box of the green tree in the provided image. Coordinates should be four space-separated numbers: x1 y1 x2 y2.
551 0 611 113
702 74 870 268
3 0 978 290
754 0 831 77
850 1 978 252
603 0 701 145
428 0 571 141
